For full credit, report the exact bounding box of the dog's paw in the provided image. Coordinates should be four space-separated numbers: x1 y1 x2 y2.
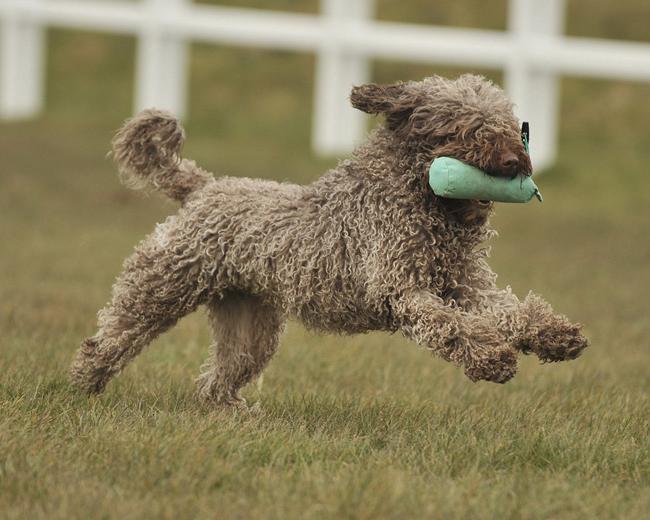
198 392 251 413
69 338 111 394
519 321 589 363
196 374 251 411
463 345 518 384
513 294 589 362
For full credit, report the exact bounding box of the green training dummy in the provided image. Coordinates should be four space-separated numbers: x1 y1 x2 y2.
428 157 542 203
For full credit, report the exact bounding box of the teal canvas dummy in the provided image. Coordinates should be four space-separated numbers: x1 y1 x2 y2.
428 122 543 203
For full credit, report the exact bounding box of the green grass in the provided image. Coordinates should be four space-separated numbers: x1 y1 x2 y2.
1 1 650 518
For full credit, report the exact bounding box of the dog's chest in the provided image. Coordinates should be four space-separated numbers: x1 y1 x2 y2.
422 220 488 292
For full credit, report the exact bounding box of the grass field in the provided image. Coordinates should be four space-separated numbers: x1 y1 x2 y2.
1 1 650 518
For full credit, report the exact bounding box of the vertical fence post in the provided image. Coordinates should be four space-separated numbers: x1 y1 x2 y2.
506 0 565 171
134 0 188 117
0 0 45 119
313 0 373 155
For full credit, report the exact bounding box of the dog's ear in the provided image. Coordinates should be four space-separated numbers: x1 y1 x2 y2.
350 82 421 130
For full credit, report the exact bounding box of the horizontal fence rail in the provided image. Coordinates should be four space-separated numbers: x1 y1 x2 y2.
1 0 649 169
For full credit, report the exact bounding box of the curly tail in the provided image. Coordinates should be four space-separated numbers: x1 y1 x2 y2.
112 109 212 203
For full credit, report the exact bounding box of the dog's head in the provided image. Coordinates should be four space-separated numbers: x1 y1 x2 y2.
351 74 532 179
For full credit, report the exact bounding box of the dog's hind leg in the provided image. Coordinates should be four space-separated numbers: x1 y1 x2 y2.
196 293 285 408
70 225 209 394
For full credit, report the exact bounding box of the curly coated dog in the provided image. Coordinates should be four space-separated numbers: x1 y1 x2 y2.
70 74 588 407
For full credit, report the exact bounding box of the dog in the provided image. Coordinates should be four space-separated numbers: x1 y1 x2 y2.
70 74 588 407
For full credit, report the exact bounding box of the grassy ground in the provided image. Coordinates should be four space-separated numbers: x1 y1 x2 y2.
1 1 650 518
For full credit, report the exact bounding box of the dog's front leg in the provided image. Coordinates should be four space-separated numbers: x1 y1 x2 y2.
464 286 589 363
392 290 518 383
507 292 589 362
456 257 589 363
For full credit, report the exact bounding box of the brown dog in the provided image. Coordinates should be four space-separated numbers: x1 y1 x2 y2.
70 74 588 407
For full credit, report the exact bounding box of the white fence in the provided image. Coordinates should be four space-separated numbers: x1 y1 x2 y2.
1 0 650 170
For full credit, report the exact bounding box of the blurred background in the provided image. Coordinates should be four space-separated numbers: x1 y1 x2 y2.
2 0 648 368
1 1 649 517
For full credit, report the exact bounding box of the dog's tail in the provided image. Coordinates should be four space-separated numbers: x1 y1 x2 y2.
112 109 212 203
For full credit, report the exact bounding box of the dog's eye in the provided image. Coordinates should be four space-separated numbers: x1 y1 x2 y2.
521 122 530 153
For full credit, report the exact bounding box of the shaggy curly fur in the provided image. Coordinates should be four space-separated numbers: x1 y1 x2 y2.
70 74 588 406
